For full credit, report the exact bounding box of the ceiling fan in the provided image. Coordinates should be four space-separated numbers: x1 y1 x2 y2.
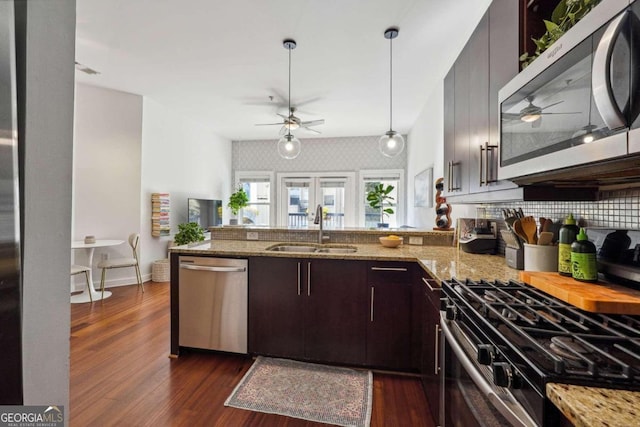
254 39 325 134
256 106 325 134
503 96 579 127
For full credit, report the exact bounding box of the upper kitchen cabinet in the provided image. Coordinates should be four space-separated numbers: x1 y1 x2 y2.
444 0 519 201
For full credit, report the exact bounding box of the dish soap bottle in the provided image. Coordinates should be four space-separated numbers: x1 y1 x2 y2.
558 213 579 276
571 228 597 282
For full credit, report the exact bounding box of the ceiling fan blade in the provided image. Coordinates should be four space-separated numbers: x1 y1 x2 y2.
255 122 285 126
539 100 564 111
502 113 520 120
300 119 325 127
276 113 290 120
532 117 542 128
279 126 287 135
539 111 581 115
302 126 321 134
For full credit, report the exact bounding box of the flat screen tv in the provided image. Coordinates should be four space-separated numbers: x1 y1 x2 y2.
188 198 222 229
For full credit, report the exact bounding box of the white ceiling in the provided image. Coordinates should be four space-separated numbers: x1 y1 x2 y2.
75 0 492 141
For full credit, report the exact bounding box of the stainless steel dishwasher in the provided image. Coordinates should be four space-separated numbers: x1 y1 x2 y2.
178 256 248 354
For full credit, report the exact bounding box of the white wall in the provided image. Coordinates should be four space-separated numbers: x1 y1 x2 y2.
72 84 143 288
140 98 232 273
406 80 476 229
17 0 74 414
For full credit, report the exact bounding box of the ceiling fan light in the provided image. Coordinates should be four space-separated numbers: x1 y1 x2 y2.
284 122 299 131
277 134 301 159
520 113 541 123
379 131 405 157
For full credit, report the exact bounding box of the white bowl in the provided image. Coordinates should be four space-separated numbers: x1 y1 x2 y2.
379 236 403 248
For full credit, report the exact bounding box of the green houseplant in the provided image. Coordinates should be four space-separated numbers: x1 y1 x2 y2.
366 183 395 227
227 187 249 224
520 0 601 68
173 222 205 245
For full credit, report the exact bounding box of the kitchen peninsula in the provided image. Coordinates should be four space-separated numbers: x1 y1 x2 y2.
169 226 640 427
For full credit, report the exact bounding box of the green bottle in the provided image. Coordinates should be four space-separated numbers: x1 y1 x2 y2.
571 228 597 283
558 214 579 276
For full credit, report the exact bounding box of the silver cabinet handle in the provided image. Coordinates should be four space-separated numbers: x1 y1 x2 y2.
480 142 498 186
371 267 408 272
592 11 627 130
421 276 441 292
370 287 375 322
434 324 440 375
179 264 246 273
450 161 461 191
297 262 301 296
447 161 452 192
479 143 484 186
307 261 311 296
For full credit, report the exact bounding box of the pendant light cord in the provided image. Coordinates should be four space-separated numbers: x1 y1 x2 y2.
287 46 292 138
389 35 393 133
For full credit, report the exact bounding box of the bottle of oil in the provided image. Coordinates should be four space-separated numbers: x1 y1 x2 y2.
571 228 597 282
558 213 579 276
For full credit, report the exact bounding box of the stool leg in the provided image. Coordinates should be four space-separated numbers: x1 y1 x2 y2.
100 268 106 300
84 270 93 302
135 264 144 292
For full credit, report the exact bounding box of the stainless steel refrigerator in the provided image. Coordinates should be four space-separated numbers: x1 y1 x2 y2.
0 0 22 404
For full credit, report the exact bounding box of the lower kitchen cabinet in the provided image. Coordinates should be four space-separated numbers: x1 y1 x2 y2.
248 256 304 359
421 273 442 426
248 257 367 365
366 261 413 370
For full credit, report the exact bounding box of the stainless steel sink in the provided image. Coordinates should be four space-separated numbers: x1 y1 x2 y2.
266 245 318 253
266 244 357 254
316 247 357 254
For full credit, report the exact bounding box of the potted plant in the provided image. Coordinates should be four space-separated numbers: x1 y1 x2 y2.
173 222 205 246
366 183 395 228
227 186 249 225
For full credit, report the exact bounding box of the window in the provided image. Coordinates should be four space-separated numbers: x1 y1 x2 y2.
277 173 355 227
235 172 274 226
359 170 405 228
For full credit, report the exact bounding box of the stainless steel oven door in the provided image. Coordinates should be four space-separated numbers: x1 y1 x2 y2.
440 315 538 427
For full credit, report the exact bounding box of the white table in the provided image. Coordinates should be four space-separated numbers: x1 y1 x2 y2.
71 239 124 303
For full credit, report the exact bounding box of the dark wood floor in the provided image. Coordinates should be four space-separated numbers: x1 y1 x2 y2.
70 282 434 426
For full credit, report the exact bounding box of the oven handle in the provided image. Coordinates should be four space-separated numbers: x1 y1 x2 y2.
592 10 627 131
440 316 538 427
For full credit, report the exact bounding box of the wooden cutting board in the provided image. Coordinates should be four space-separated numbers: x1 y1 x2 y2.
519 271 640 315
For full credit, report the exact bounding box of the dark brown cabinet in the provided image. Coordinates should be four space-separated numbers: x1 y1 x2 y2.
248 257 366 365
444 0 519 201
366 262 413 370
420 273 442 427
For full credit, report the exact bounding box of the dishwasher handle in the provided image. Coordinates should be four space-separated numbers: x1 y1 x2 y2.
179 264 246 273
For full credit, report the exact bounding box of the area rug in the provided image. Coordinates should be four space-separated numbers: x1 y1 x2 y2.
224 356 372 427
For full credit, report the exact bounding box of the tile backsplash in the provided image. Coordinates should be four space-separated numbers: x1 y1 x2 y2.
482 189 640 230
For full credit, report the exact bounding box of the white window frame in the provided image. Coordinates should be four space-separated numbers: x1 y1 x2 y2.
358 169 405 228
234 171 275 226
276 172 356 227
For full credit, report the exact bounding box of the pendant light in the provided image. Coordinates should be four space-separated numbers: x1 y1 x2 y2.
277 39 301 160
379 27 404 158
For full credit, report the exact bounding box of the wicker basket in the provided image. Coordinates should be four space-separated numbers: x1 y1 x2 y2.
152 259 170 282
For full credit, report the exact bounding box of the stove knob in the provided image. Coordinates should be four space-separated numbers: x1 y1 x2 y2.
477 344 494 365
445 305 457 320
492 362 523 389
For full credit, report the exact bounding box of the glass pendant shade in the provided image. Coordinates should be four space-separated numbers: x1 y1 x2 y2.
277 134 301 159
379 131 405 157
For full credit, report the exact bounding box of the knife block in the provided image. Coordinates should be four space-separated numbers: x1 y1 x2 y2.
506 246 524 270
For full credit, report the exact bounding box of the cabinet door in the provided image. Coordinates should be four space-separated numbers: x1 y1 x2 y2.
248 257 304 359
443 67 456 195
420 275 441 426
366 262 413 370
452 39 471 195
468 12 490 195
488 0 519 191
305 259 367 365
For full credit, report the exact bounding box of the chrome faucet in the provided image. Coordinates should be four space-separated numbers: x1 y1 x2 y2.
314 204 328 244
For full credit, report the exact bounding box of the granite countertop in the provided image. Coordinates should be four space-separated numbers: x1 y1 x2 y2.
170 239 640 424
169 239 521 283
547 383 640 427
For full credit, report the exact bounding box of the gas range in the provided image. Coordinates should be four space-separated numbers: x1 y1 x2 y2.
441 278 640 426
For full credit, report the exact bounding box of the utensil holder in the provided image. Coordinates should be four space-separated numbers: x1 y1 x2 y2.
524 243 558 272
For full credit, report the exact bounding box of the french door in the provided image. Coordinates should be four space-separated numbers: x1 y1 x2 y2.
278 173 355 228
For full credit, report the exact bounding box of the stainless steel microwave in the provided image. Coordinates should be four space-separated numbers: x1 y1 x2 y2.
498 0 640 185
